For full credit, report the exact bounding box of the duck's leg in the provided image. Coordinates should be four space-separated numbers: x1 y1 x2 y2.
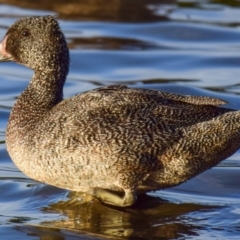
92 188 137 207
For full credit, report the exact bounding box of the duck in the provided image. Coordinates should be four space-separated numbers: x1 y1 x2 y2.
0 15 239 207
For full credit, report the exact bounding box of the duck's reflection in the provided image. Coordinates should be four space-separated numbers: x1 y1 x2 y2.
25 192 217 239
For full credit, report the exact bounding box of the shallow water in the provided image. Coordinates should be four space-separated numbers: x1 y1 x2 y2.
0 0 240 239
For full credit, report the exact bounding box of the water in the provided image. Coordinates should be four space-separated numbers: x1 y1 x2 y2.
0 0 240 239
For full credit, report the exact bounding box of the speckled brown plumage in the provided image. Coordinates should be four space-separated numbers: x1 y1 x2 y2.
1 16 239 206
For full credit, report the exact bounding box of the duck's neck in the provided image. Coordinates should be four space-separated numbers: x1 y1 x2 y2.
7 68 67 133
28 69 66 108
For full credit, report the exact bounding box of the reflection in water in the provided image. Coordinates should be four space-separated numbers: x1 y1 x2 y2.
39 193 216 239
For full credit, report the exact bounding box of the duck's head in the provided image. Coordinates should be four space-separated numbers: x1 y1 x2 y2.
0 16 69 73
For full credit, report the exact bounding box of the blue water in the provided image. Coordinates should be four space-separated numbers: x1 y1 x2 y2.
0 1 240 239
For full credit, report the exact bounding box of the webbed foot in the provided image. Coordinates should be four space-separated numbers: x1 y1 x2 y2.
92 188 137 207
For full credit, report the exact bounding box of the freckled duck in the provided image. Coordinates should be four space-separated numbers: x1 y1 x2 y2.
0 16 239 207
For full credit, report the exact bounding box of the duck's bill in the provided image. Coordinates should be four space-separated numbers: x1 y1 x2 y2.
0 35 13 62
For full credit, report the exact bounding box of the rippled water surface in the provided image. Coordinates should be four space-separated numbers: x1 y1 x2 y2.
1 0 240 239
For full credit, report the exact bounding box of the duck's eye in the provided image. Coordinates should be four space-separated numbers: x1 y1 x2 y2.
21 30 30 37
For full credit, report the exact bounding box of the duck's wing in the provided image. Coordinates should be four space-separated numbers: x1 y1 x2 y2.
153 89 228 106
60 84 232 131
49 84 232 130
